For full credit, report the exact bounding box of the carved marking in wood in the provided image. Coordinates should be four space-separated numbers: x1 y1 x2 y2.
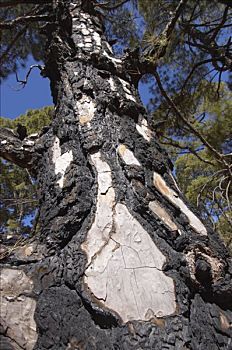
82 152 176 323
52 137 73 188
153 172 207 235
0 268 37 350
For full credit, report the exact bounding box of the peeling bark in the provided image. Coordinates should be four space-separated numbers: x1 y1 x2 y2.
0 268 37 350
1 1 232 349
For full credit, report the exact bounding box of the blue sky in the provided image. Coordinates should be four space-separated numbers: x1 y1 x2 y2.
1 56 53 119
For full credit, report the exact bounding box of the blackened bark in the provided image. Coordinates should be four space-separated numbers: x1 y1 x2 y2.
1 1 232 350
0 127 38 169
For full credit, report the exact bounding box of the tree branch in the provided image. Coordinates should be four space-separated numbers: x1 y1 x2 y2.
210 6 229 42
181 58 221 92
153 69 231 170
183 22 232 72
0 26 27 65
0 14 55 29
0 0 51 8
160 137 215 166
218 0 232 8
94 0 129 11
143 0 188 60
2 198 38 204
15 64 45 88
0 128 38 169
164 0 189 40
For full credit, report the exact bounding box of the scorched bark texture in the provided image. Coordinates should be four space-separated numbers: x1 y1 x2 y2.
0 1 232 350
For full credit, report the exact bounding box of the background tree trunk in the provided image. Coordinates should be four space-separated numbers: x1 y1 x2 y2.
1 1 232 349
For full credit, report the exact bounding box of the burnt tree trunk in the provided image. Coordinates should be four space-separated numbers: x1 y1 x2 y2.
0 1 232 350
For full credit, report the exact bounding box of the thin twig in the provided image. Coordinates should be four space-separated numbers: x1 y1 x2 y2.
219 175 227 191
181 58 220 92
182 13 232 28
212 185 220 205
0 14 54 29
0 0 51 8
210 6 229 42
95 0 129 11
216 66 224 99
15 64 44 88
197 180 213 207
160 137 215 166
154 69 230 169
225 180 231 211
2 198 38 203
0 4 39 64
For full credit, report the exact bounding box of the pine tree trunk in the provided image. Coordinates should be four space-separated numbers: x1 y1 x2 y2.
1 1 232 350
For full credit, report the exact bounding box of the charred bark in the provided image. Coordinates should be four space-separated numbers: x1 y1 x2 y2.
1 1 232 350
0 127 38 169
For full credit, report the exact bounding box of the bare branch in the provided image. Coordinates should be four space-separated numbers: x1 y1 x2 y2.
15 64 45 88
225 180 231 211
0 14 54 29
183 21 232 72
216 64 224 98
2 197 37 202
196 169 226 207
160 137 215 166
0 0 51 8
95 0 129 11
